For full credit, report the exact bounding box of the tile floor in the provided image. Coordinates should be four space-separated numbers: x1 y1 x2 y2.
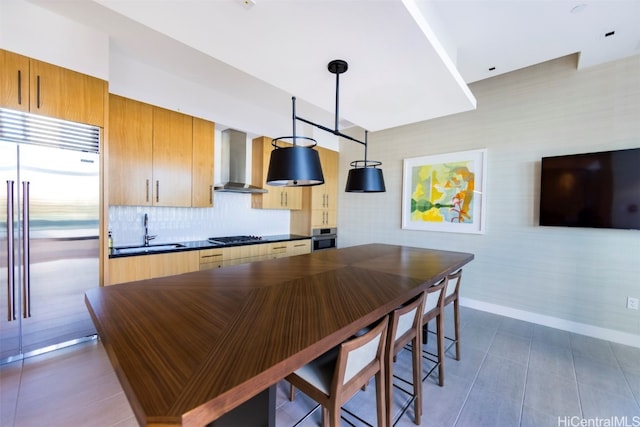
1 306 639 427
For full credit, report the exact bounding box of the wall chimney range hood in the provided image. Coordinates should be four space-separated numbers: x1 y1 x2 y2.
214 129 267 193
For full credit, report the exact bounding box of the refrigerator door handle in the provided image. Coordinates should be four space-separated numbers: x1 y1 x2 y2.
6 181 16 321
22 181 31 318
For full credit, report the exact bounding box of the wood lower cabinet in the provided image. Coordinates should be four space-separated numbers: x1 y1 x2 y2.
269 240 311 258
268 242 289 258
225 245 271 266
1 49 106 127
107 251 199 285
199 240 311 271
199 248 225 270
110 240 311 283
199 245 270 270
251 136 302 210
285 240 312 256
108 94 214 207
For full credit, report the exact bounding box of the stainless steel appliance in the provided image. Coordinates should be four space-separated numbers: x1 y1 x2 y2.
311 228 337 251
0 108 100 363
213 129 267 193
208 235 263 245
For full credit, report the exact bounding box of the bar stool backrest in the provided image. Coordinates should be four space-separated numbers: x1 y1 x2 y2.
445 269 463 301
424 278 447 318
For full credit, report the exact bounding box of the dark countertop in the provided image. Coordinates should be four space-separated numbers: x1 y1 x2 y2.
108 234 311 258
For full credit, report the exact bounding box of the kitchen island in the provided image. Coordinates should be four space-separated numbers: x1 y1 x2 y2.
85 243 474 426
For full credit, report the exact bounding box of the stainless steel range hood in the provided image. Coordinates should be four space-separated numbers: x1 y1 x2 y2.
214 129 267 193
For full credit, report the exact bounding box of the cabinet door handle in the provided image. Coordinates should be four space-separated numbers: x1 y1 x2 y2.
201 254 222 259
145 179 150 202
36 75 41 109
209 185 213 204
17 70 22 105
155 181 159 203
285 192 288 207
280 192 283 206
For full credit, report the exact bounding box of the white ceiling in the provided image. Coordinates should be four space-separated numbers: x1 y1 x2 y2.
28 0 640 134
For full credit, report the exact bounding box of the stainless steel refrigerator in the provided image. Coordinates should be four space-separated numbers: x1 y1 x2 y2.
0 108 100 363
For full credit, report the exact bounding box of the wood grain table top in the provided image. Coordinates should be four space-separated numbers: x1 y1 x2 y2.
85 244 474 426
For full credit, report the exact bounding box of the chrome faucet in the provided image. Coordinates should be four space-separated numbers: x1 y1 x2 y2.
143 213 157 246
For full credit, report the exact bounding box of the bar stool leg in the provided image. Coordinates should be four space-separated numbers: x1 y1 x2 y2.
289 384 295 401
412 332 423 422
453 298 461 361
436 313 445 386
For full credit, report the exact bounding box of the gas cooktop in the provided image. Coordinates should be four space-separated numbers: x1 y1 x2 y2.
207 235 263 245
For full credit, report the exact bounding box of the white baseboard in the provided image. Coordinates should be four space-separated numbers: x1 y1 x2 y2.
460 297 640 349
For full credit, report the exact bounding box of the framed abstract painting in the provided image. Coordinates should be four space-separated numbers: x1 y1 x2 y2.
402 149 487 234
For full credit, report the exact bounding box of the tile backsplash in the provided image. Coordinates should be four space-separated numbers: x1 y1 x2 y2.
108 192 291 247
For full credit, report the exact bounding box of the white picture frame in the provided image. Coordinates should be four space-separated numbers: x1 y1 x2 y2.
401 149 487 234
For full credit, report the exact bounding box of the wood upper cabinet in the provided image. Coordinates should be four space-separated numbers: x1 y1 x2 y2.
191 117 215 207
108 94 214 207
290 147 339 233
0 50 29 112
311 147 338 228
1 49 106 127
152 106 193 207
310 209 337 228
108 94 153 206
251 136 302 210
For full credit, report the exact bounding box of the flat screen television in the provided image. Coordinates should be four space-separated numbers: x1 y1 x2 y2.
539 148 640 230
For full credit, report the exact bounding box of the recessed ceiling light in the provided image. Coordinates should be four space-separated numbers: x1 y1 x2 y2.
238 0 256 10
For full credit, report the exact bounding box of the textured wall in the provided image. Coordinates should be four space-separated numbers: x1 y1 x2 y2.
337 54 640 345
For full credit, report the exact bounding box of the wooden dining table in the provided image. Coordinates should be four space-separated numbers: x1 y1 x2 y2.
85 243 474 427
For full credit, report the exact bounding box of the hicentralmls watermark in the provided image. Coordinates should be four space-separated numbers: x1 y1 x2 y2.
558 416 640 427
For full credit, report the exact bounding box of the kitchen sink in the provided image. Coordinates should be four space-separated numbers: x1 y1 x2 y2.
113 243 186 255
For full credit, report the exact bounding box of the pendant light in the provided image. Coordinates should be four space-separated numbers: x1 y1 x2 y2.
265 138 324 186
345 131 386 193
266 97 324 186
268 59 385 192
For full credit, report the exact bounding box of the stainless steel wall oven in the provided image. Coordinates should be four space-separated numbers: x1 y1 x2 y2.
311 228 337 251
